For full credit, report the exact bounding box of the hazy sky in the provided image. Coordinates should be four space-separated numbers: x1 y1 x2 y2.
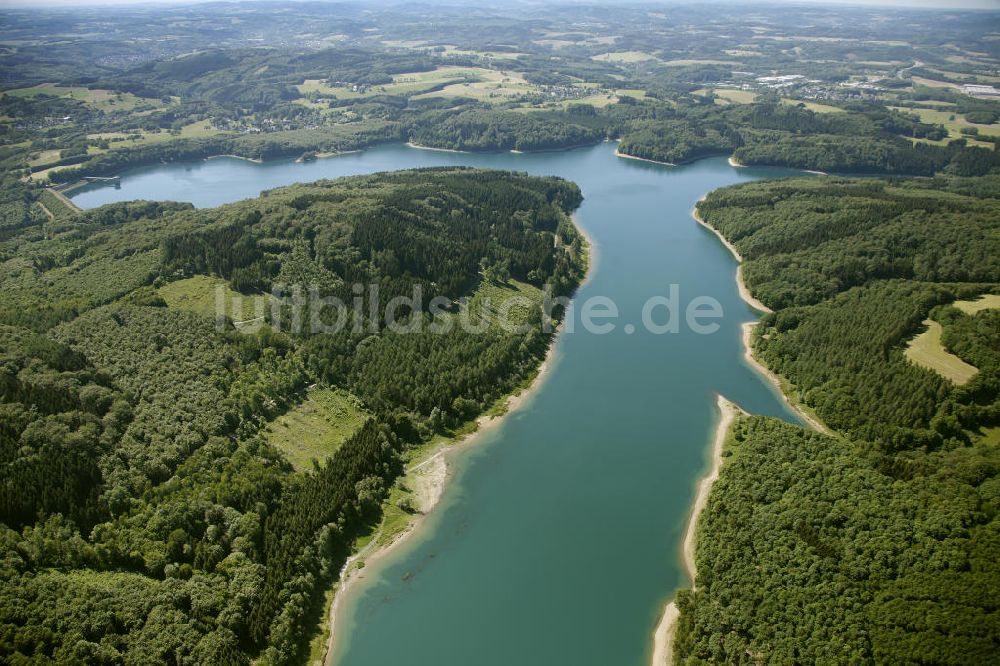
2 0 997 9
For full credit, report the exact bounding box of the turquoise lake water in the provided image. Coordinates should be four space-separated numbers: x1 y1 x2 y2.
73 143 804 665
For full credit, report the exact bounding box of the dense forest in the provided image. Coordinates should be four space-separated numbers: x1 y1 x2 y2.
618 101 1000 175
3 2 1000 663
676 175 1000 664
0 169 586 663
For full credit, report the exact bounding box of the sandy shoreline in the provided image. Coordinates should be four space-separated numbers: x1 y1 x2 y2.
741 322 831 435
405 141 469 153
651 395 740 666
295 150 360 163
206 153 263 164
321 212 594 666
691 203 773 315
692 198 828 434
321 347 562 664
615 148 677 166
649 196 833 664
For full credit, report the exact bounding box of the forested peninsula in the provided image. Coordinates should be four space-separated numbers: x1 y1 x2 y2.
0 168 587 663
674 175 1000 664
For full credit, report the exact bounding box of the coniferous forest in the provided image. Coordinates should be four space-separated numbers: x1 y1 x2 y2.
0 168 586 663
677 176 1000 664
3 1 1000 663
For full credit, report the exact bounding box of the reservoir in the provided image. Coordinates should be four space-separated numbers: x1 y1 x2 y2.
73 143 804 665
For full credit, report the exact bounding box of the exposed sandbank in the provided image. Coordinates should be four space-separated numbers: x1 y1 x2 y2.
691 203 773 315
691 197 830 434
322 212 594 665
651 395 740 666
405 141 469 153
206 154 263 164
653 195 835 664
615 148 677 166
741 322 832 436
295 150 360 163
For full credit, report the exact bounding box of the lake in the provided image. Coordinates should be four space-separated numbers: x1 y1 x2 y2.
73 143 804 665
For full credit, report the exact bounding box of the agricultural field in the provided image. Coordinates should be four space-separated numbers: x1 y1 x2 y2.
87 119 226 146
705 88 756 105
699 88 842 112
436 45 526 60
263 387 370 470
910 76 961 90
299 66 527 102
890 105 1000 147
411 67 539 103
592 51 658 63
781 98 843 113
662 59 739 67
26 121 221 179
2 83 164 112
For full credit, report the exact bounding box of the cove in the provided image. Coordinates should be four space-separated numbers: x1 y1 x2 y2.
72 143 806 665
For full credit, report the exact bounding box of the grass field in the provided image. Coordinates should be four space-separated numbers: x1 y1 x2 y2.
782 98 844 113
926 67 1000 86
592 51 659 63
953 293 1000 315
26 120 234 172
27 149 61 168
159 275 271 325
615 88 648 100
889 106 1000 148
37 188 79 220
263 387 369 471
697 88 756 105
467 277 544 328
411 67 537 103
662 59 739 67
904 319 978 385
977 426 1000 446
3 83 163 112
533 39 576 50
297 78 365 100
515 91 619 112
300 66 532 103
910 76 961 90
890 106 1000 136
437 45 526 60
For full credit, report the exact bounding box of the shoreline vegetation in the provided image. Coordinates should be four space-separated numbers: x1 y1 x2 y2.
294 150 360 163
614 147 676 167
691 202 772 314
651 395 741 666
404 141 468 153
650 198 833 664
651 195 841 664
206 153 263 164
317 217 595 666
691 200 832 435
